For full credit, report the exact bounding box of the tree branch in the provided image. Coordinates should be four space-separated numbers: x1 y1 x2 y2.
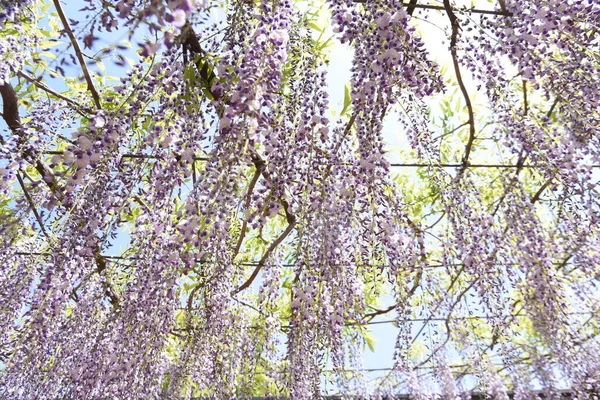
52 0 101 109
531 174 555 204
415 278 478 369
359 269 422 322
16 171 51 241
233 200 297 294
181 21 206 55
443 0 476 174
491 149 526 217
0 83 21 131
18 71 93 116
322 113 357 179
497 0 507 13
406 0 418 16
233 156 266 258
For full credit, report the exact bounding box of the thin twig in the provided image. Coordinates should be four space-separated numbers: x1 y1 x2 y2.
432 121 469 142
531 174 555 204
233 200 297 294
522 79 528 115
52 0 102 109
358 270 422 322
16 171 51 241
415 278 479 369
18 71 93 115
322 113 357 179
187 283 202 316
233 156 266 257
491 149 526 216
132 195 152 213
547 98 559 119
520 101 560 210
410 264 466 345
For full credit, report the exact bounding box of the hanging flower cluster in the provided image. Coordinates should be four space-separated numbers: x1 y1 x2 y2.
0 2 39 84
0 0 32 27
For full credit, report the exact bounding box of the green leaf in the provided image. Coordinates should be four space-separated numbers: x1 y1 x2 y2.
307 21 322 32
341 84 351 116
184 64 196 84
39 40 60 49
317 34 334 51
363 330 376 352
95 59 106 75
